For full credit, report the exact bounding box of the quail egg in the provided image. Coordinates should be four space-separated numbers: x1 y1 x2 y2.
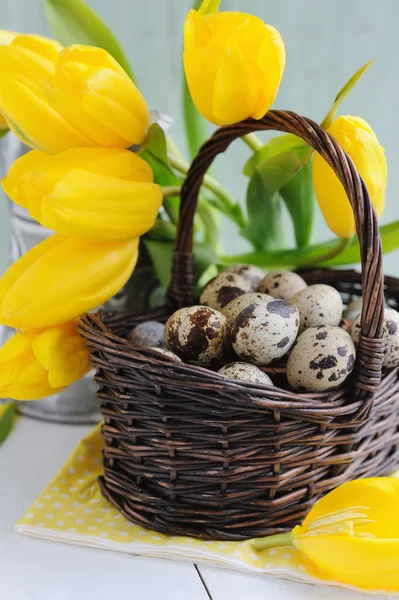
343 298 363 322
287 325 356 392
200 272 252 311
218 362 274 385
290 284 343 333
231 299 299 365
352 307 399 369
128 321 165 348
221 292 272 324
151 348 182 362
257 270 307 300
222 264 266 291
164 305 231 367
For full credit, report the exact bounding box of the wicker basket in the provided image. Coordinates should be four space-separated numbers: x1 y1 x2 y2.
80 110 399 541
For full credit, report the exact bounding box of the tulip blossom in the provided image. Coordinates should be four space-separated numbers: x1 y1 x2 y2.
0 34 95 152
50 45 150 147
0 234 139 329
0 323 91 400
313 116 387 238
183 5 285 125
254 478 399 591
3 148 163 242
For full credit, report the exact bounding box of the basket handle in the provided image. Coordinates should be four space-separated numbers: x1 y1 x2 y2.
167 110 385 398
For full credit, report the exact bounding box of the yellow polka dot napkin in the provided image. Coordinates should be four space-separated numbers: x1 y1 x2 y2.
15 425 391 595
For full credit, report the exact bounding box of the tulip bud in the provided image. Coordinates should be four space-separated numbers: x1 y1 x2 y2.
313 115 387 238
3 148 163 242
49 45 150 147
0 34 96 152
0 234 139 329
0 322 91 400
183 8 285 126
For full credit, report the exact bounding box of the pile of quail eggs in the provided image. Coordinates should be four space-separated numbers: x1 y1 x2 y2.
127 265 399 393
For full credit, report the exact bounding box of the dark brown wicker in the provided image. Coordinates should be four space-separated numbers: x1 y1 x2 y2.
80 111 399 541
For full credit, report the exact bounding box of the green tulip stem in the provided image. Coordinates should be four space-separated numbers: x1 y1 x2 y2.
252 532 294 551
242 133 263 152
168 154 245 227
162 186 182 198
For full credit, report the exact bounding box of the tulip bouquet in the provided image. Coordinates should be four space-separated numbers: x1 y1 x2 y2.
0 0 396 402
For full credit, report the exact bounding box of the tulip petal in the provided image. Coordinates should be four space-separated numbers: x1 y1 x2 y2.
40 170 162 241
0 330 37 362
0 74 94 152
82 68 150 145
49 80 130 148
0 348 64 400
0 234 63 312
32 322 91 388
0 235 139 328
56 44 126 77
2 149 48 206
212 38 259 125
295 534 399 590
184 46 224 125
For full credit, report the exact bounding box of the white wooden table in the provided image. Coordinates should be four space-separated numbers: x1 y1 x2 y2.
0 416 375 600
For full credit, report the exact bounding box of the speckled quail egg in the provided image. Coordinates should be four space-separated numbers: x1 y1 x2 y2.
222 264 266 291
231 299 299 365
290 284 343 334
128 321 165 348
200 272 252 311
352 307 399 369
343 298 363 323
257 270 307 300
221 292 272 325
218 362 274 385
287 325 356 392
151 348 182 362
164 305 231 367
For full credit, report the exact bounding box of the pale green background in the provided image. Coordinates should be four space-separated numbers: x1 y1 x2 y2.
0 0 398 274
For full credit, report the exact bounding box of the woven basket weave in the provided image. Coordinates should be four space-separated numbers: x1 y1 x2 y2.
80 111 399 540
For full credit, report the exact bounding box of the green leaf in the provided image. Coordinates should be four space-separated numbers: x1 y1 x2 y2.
0 402 14 446
241 171 283 252
143 239 220 292
280 160 314 248
0 127 9 140
139 124 178 186
183 73 209 159
321 60 373 130
44 0 135 81
243 134 308 178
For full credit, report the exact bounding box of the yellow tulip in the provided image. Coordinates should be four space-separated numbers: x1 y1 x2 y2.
183 6 285 125
50 45 150 147
3 148 163 242
0 322 91 400
313 115 387 238
0 234 139 329
254 478 399 591
0 34 97 152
